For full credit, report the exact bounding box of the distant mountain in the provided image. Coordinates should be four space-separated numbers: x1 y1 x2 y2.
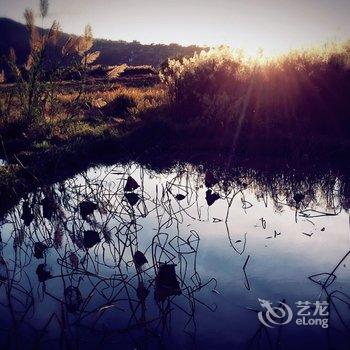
0 17 205 70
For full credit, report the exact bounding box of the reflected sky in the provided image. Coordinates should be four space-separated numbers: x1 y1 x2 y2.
0 163 349 349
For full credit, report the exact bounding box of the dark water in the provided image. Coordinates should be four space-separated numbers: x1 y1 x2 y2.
0 162 349 349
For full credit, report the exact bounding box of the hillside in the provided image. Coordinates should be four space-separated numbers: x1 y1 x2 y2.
0 18 205 69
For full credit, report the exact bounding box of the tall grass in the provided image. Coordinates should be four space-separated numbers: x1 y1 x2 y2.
161 43 350 143
2 0 100 136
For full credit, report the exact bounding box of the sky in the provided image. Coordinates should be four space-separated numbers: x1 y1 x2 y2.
1 0 350 56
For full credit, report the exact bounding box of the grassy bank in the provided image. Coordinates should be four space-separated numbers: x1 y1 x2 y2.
1 117 349 217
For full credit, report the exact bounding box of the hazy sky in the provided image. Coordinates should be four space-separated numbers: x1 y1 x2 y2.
1 0 350 55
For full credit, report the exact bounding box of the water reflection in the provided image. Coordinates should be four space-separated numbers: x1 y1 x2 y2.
0 163 349 349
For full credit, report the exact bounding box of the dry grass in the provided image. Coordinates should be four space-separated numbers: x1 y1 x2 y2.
162 42 350 129
0 82 166 157
56 84 165 113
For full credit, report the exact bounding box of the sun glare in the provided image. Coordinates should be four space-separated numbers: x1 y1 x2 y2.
225 37 331 60
172 33 310 60
236 41 285 59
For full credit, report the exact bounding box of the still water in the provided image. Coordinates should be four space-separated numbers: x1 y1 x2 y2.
0 163 349 349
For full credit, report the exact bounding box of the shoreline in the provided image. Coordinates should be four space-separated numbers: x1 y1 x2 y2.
1 121 349 217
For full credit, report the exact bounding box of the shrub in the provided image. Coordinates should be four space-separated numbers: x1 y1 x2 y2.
161 43 350 140
100 94 137 117
160 47 252 125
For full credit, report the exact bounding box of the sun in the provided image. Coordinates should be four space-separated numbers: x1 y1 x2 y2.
223 35 301 59
172 29 296 60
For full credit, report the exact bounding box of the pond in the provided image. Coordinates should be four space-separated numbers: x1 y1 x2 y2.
0 162 349 349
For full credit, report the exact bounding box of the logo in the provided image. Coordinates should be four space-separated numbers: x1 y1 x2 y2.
257 299 329 329
258 299 293 328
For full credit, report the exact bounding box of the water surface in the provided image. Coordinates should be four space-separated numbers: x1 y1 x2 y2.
0 163 349 349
